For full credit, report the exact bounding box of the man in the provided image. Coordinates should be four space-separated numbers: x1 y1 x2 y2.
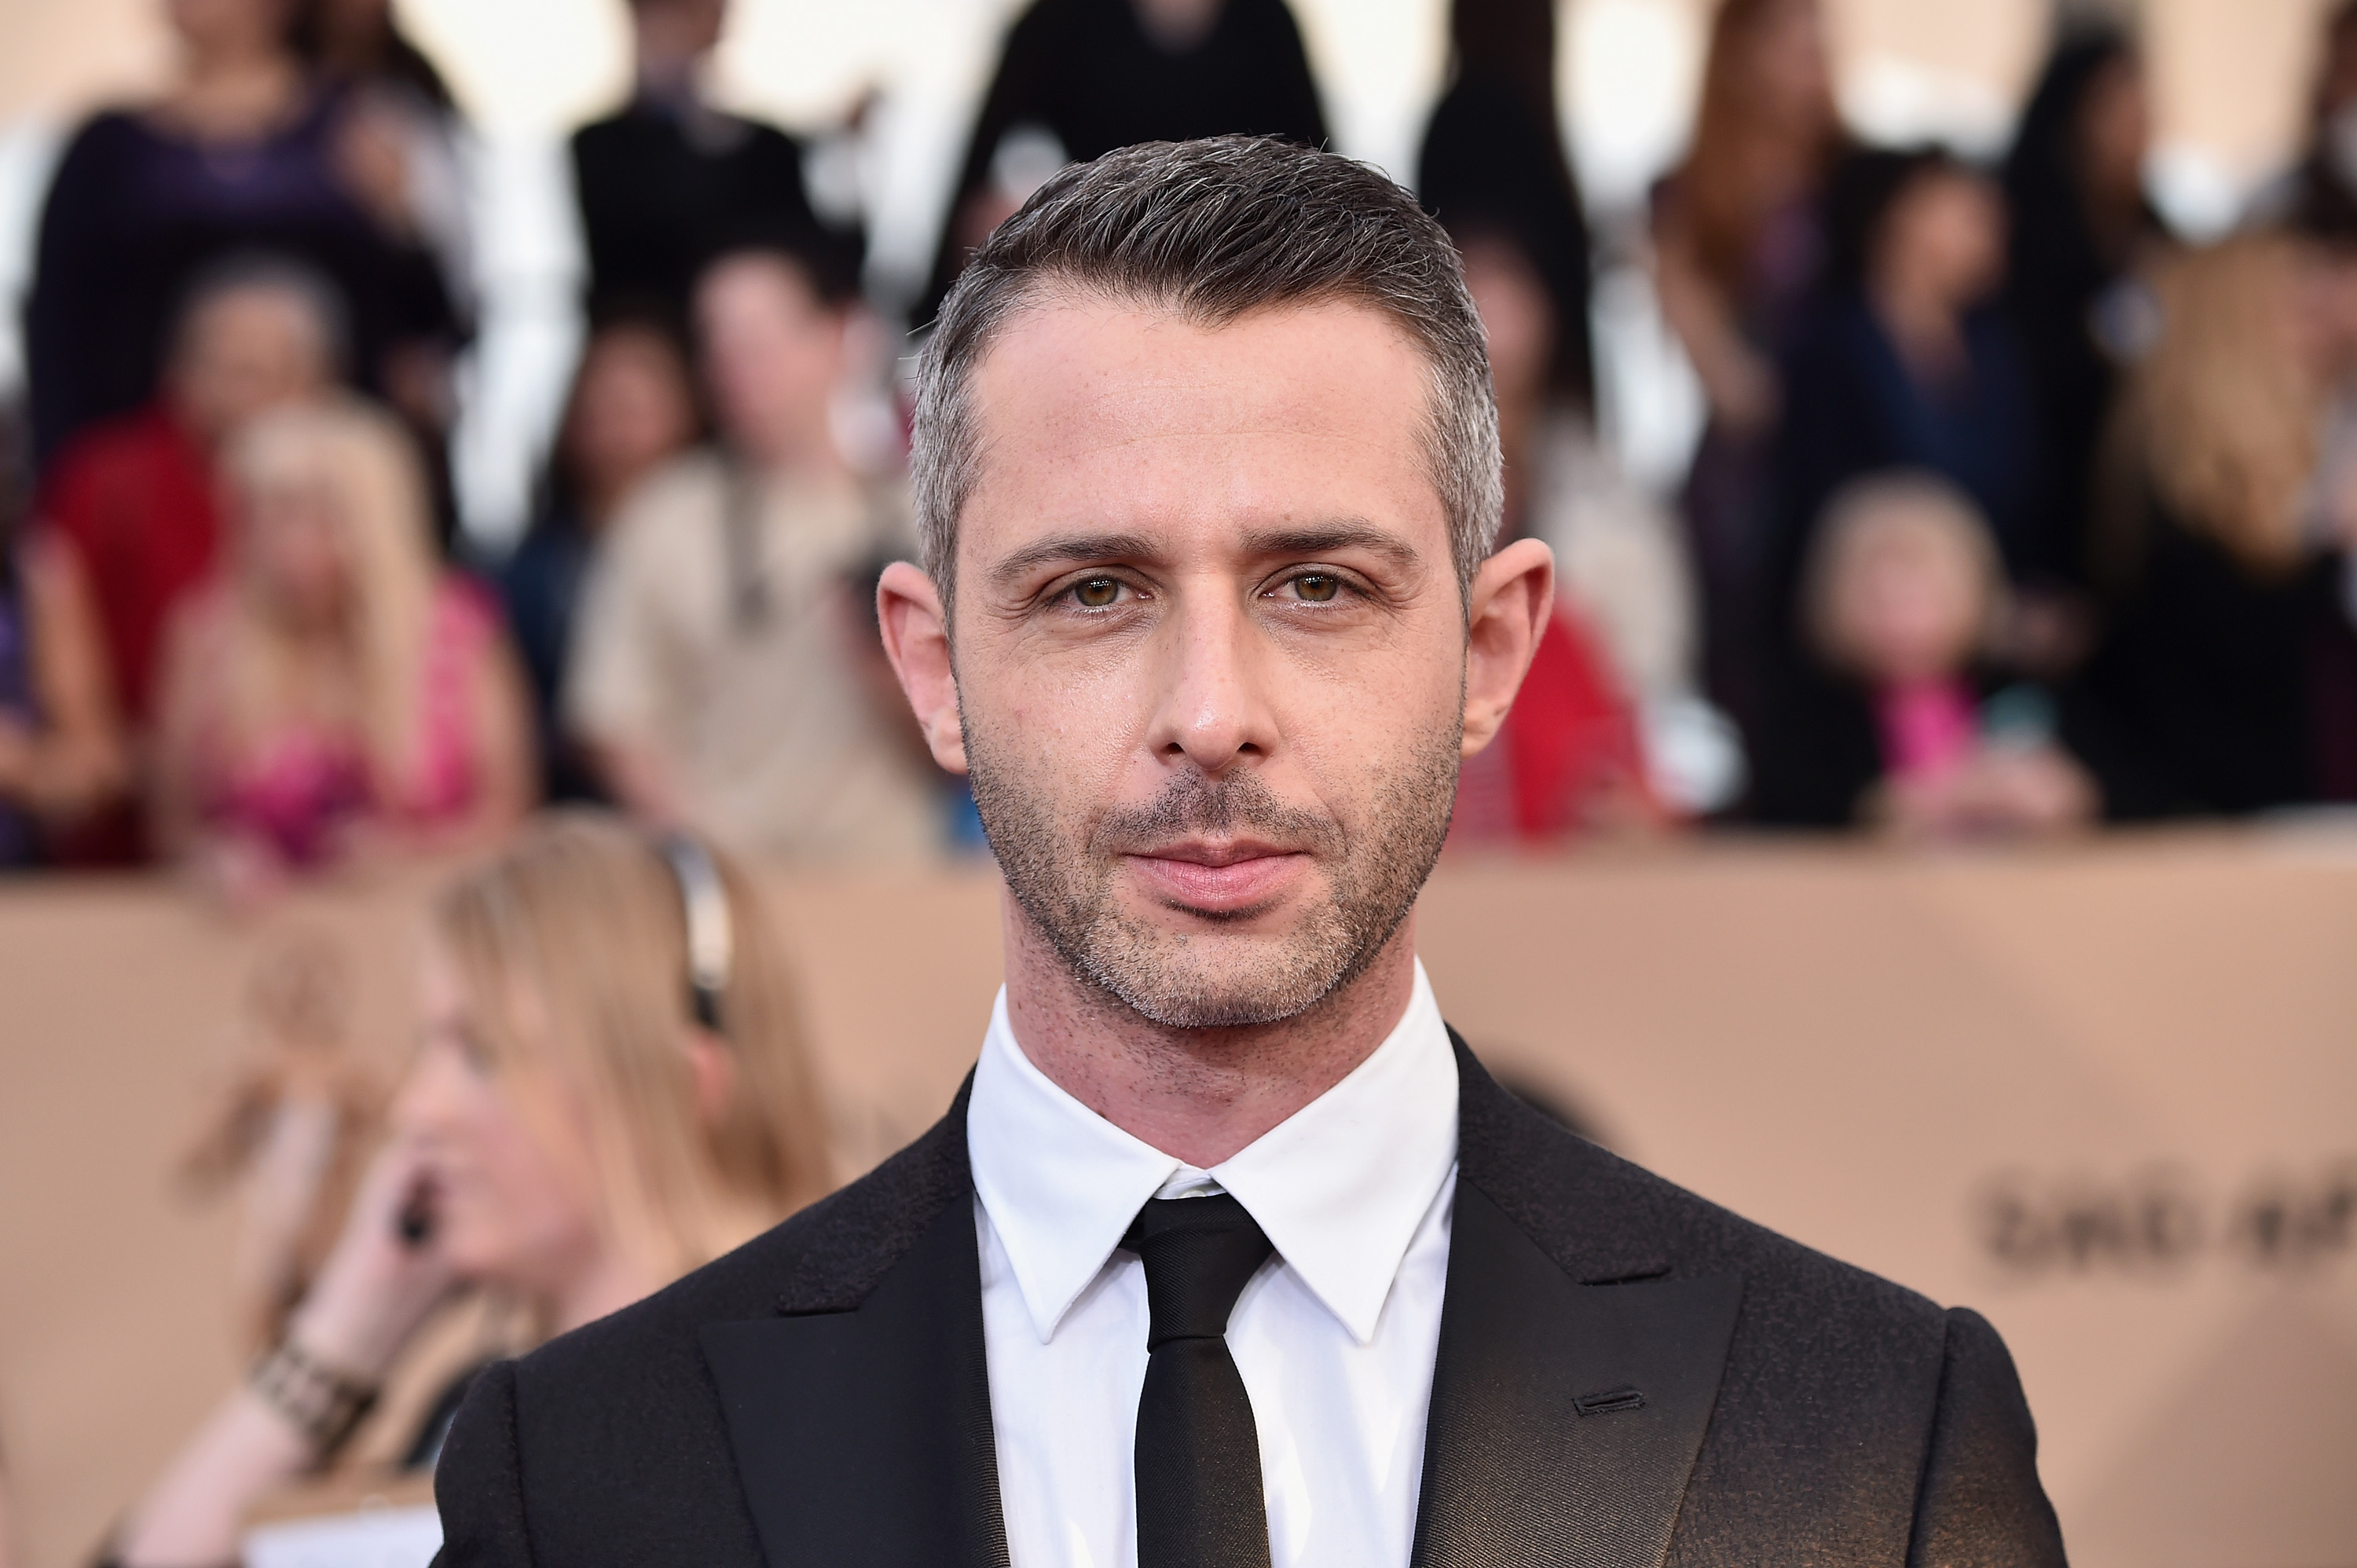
564 244 942 862
571 0 852 319
436 139 2065 1566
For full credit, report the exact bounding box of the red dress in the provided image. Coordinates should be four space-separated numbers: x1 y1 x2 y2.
1450 608 1655 844
37 401 222 726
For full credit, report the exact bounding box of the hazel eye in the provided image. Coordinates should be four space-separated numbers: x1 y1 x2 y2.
1072 576 1123 609
1289 573 1342 603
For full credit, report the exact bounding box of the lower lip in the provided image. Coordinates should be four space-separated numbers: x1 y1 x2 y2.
1127 852 1312 914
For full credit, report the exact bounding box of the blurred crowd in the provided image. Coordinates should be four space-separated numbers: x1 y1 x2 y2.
9 0 2357 885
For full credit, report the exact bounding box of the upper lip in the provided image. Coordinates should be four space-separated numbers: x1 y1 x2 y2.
1127 837 1301 867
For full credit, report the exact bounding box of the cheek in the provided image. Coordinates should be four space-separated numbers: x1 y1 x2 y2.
438 1097 600 1273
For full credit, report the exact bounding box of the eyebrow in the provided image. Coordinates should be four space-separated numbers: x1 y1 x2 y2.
986 521 1423 588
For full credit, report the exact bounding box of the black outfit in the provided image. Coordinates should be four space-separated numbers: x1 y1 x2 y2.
1749 661 1913 830
491 511 605 804
1417 74 1595 412
431 1039 2065 1566
1768 294 2039 632
919 0 1328 318
22 90 460 471
2000 31 2169 588
571 98 847 317
2071 490 2338 819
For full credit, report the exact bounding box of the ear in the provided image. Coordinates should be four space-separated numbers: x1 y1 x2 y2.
680 1027 738 1126
1461 537 1556 758
877 560 967 774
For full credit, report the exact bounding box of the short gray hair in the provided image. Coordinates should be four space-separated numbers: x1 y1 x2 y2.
911 136 1503 614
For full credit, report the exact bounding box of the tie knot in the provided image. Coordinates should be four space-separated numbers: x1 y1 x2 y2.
1123 1193 1275 1350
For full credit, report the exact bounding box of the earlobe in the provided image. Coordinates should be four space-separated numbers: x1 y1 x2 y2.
681 1028 738 1124
1460 537 1555 758
876 561 970 774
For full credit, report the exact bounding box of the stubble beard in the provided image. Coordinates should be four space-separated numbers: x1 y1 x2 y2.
964 708 1464 1030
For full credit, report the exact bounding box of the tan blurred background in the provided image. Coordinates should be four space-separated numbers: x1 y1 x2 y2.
4 836 2355 1568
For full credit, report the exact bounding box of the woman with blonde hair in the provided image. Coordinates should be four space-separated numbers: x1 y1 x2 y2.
109 810 834 1563
152 399 531 893
2077 233 2357 815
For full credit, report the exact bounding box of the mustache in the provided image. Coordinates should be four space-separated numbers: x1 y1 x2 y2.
1090 770 1343 855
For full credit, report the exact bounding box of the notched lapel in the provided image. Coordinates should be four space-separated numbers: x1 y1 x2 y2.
701 1196 1010 1568
1410 1181 1741 1568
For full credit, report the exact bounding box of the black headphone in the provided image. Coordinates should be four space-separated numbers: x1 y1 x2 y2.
657 833 733 1034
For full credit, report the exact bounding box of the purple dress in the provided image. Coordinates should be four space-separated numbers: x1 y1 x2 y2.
22 86 459 469
0 563 38 866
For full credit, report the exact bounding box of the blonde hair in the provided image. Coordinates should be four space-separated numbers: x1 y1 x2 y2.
431 812 834 1282
217 401 438 786
1802 472 2002 674
2122 234 2319 579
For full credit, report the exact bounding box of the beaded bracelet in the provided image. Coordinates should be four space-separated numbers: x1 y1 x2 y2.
249 1336 380 1459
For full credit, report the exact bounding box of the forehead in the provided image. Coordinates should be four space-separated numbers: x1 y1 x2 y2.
959 295 1444 560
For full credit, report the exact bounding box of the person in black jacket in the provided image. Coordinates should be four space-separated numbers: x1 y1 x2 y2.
1767 146 2040 647
1417 0 1593 416
2000 27 2171 595
2072 233 2357 818
571 0 854 320
917 0 1327 319
432 137 2064 1568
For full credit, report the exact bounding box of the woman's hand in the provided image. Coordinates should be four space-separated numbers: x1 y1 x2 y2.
284 1138 457 1381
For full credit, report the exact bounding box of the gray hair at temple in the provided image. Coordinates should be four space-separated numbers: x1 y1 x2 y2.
910 135 1505 617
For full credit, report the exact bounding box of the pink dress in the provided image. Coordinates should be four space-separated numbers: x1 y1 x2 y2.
203 577 499 864
1874 678 1978 787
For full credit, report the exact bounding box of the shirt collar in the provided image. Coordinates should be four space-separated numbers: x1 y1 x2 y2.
966 962 1459 1346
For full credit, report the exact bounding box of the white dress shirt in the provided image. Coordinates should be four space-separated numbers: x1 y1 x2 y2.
966 961 1461 1568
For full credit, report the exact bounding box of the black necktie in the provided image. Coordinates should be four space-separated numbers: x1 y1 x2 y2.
1124 1193 1277 1568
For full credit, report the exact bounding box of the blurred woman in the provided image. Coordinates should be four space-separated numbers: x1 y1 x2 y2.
498 315 702 802
151 402 530 895
1652 0 1845 732
1753 473 2095 834
0 412 132 864
2003 27 2170 596
1769 148 2036 643
2074 235 2356 817
23 0 460 474
111 811 834 1563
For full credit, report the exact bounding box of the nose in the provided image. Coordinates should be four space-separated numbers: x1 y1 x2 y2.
390 1038 470 1145
1142 581 1279 777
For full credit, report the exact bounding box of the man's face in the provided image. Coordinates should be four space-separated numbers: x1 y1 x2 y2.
695 255 845 466
944 298 1474 1028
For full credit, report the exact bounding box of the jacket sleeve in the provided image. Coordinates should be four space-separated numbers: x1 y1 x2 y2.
432 1359 535 1567
1906 1308 2069 1567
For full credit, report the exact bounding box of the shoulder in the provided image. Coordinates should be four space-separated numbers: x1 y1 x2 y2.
503 1100 972 1409
1457 1053 1947 1348
589 454 729 578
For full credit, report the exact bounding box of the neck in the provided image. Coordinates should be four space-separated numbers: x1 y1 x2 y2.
544 1247 663 1337
1870 279 1967 387
173 35 300 135
735 417 845 482
998 892 1420 1167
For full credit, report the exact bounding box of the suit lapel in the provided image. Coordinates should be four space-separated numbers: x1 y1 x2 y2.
1411 1050 1743 1568
701 1170 1010 1568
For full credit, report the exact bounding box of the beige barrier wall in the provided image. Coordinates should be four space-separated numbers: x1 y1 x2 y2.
2 835 2354 1568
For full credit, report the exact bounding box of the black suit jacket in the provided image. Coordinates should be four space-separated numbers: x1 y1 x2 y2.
431 1039 2065 1566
